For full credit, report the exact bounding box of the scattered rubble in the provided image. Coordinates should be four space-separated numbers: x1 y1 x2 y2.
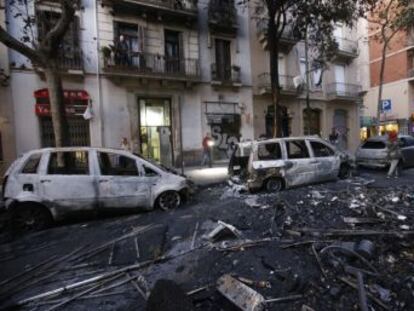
1 173 414 310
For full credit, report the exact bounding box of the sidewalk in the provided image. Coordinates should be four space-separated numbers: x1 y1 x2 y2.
184 163 229 187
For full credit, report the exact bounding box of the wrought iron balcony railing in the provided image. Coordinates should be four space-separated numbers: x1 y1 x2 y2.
208 0 238 35
102 50 200 79
211 64 241 84
104 0 198 13
58 47 83 71
335 37 359 58
257 73 298 95
326 82 362 99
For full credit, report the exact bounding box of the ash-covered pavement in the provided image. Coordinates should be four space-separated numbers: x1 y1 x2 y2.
0 169 414 311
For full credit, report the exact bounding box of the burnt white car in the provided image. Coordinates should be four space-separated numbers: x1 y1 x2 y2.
2 147 190 231
355 135 414 168
229 136 354 192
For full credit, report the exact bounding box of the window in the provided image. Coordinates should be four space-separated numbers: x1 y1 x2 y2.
286 140 310 159
361 141 386 149
143 165 159 177
165 30 182 73
215 39 231 81
48 151 89 175
98 152 139 176
21 154 42 174
400 137 414 147
311 141 335 157
258 143 282 160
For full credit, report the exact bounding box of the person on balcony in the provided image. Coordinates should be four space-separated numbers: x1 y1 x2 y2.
115 35 131 66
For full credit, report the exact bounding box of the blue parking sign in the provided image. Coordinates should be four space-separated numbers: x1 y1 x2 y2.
381 99 392 113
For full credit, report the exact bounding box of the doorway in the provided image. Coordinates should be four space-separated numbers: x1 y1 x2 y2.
164 30 182 74
139 98 173 167
333 109 348 150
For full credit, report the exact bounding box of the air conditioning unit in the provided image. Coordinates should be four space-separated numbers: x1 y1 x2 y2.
293 75 304 88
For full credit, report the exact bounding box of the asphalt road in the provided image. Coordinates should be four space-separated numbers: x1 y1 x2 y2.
0 168 413 310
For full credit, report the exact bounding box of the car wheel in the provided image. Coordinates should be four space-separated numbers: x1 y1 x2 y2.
265 178 283 192
156 191 181 211
11 203 52 232
338 165 351 179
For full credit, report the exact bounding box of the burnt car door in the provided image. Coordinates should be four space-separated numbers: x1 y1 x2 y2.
308 140 341 180
400 137 414 167
40 150 97 214
283 140 317 187
96 151 151 210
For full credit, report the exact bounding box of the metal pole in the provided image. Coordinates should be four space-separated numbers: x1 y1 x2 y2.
304 26 311 135
178 96 184 175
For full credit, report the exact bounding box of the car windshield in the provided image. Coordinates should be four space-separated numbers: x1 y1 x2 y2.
361 141 386 149
133 153 176 174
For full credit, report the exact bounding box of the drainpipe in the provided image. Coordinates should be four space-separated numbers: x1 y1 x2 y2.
178 95 185 175
94 0 105 147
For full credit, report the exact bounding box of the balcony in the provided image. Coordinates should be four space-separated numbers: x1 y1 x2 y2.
102 51 200 82
333 37 359 62
257 73 298 96
408 68 414 80
102 0 198 25
58 47 83 74
208 0 238 37
211 64 241 87
256 19 297 53
326 83 362 101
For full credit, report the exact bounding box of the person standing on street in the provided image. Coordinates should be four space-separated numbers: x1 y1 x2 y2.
201 133 213 168
329 128 339 146
386 131 402 179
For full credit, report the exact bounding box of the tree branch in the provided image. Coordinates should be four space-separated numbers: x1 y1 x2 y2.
0 25 44 65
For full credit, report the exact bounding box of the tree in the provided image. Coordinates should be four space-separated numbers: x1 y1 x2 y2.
241 0 372 137
0 0 79 147
368 0 414 134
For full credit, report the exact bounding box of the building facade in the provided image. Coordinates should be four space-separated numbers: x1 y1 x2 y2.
0 0 16 175
2 0 367 169
248 5 367 152
362 21 414 139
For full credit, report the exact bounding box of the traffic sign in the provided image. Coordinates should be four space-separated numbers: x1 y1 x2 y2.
381 99 392 113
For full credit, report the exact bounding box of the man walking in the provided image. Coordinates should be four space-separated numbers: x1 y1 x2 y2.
201 133 213 168
387 131 402 179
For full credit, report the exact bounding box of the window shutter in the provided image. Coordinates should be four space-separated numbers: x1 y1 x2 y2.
138 25 145 53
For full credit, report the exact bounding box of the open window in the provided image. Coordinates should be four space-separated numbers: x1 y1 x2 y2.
98 152 139 176
47 151 89 175
258 143 282 160
310 141 335 157
286 140 310 159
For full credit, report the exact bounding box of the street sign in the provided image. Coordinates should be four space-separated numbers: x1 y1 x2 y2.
381 99 392 113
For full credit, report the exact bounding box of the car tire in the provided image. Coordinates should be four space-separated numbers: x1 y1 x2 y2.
156 191 181 211
338 164 351 179
11 203 53 232
265 178 283 192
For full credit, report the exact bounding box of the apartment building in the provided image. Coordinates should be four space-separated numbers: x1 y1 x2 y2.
0 0 16 175
362 23 414 139
4 0 255 167
248 5 367 152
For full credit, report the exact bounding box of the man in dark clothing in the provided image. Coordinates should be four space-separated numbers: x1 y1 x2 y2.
329 128 339 146
201 133 213 168
115 35 130 66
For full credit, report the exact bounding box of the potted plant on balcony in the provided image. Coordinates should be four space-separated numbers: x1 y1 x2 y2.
101 45 115 67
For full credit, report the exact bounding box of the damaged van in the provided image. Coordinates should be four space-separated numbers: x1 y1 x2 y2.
229 136 354 192
2 147 191 231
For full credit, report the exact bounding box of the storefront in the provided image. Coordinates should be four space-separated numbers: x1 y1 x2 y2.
138 98 173 167
34 89 90 147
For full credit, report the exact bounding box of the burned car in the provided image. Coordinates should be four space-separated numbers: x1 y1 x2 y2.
2 147 190 231
229 136 353 192
355 135 414 169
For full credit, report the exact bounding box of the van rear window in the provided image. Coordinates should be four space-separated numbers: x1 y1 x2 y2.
362 141 386 149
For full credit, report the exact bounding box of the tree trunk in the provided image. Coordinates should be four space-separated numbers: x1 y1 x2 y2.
44 68 69 147
268 13 282 138
376 40 387 135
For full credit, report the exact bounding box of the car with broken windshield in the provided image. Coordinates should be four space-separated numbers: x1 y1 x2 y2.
229 136 353 192
355 135 414 169
2 147 191 231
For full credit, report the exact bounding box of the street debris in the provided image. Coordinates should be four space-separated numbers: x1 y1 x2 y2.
1 173 414 310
